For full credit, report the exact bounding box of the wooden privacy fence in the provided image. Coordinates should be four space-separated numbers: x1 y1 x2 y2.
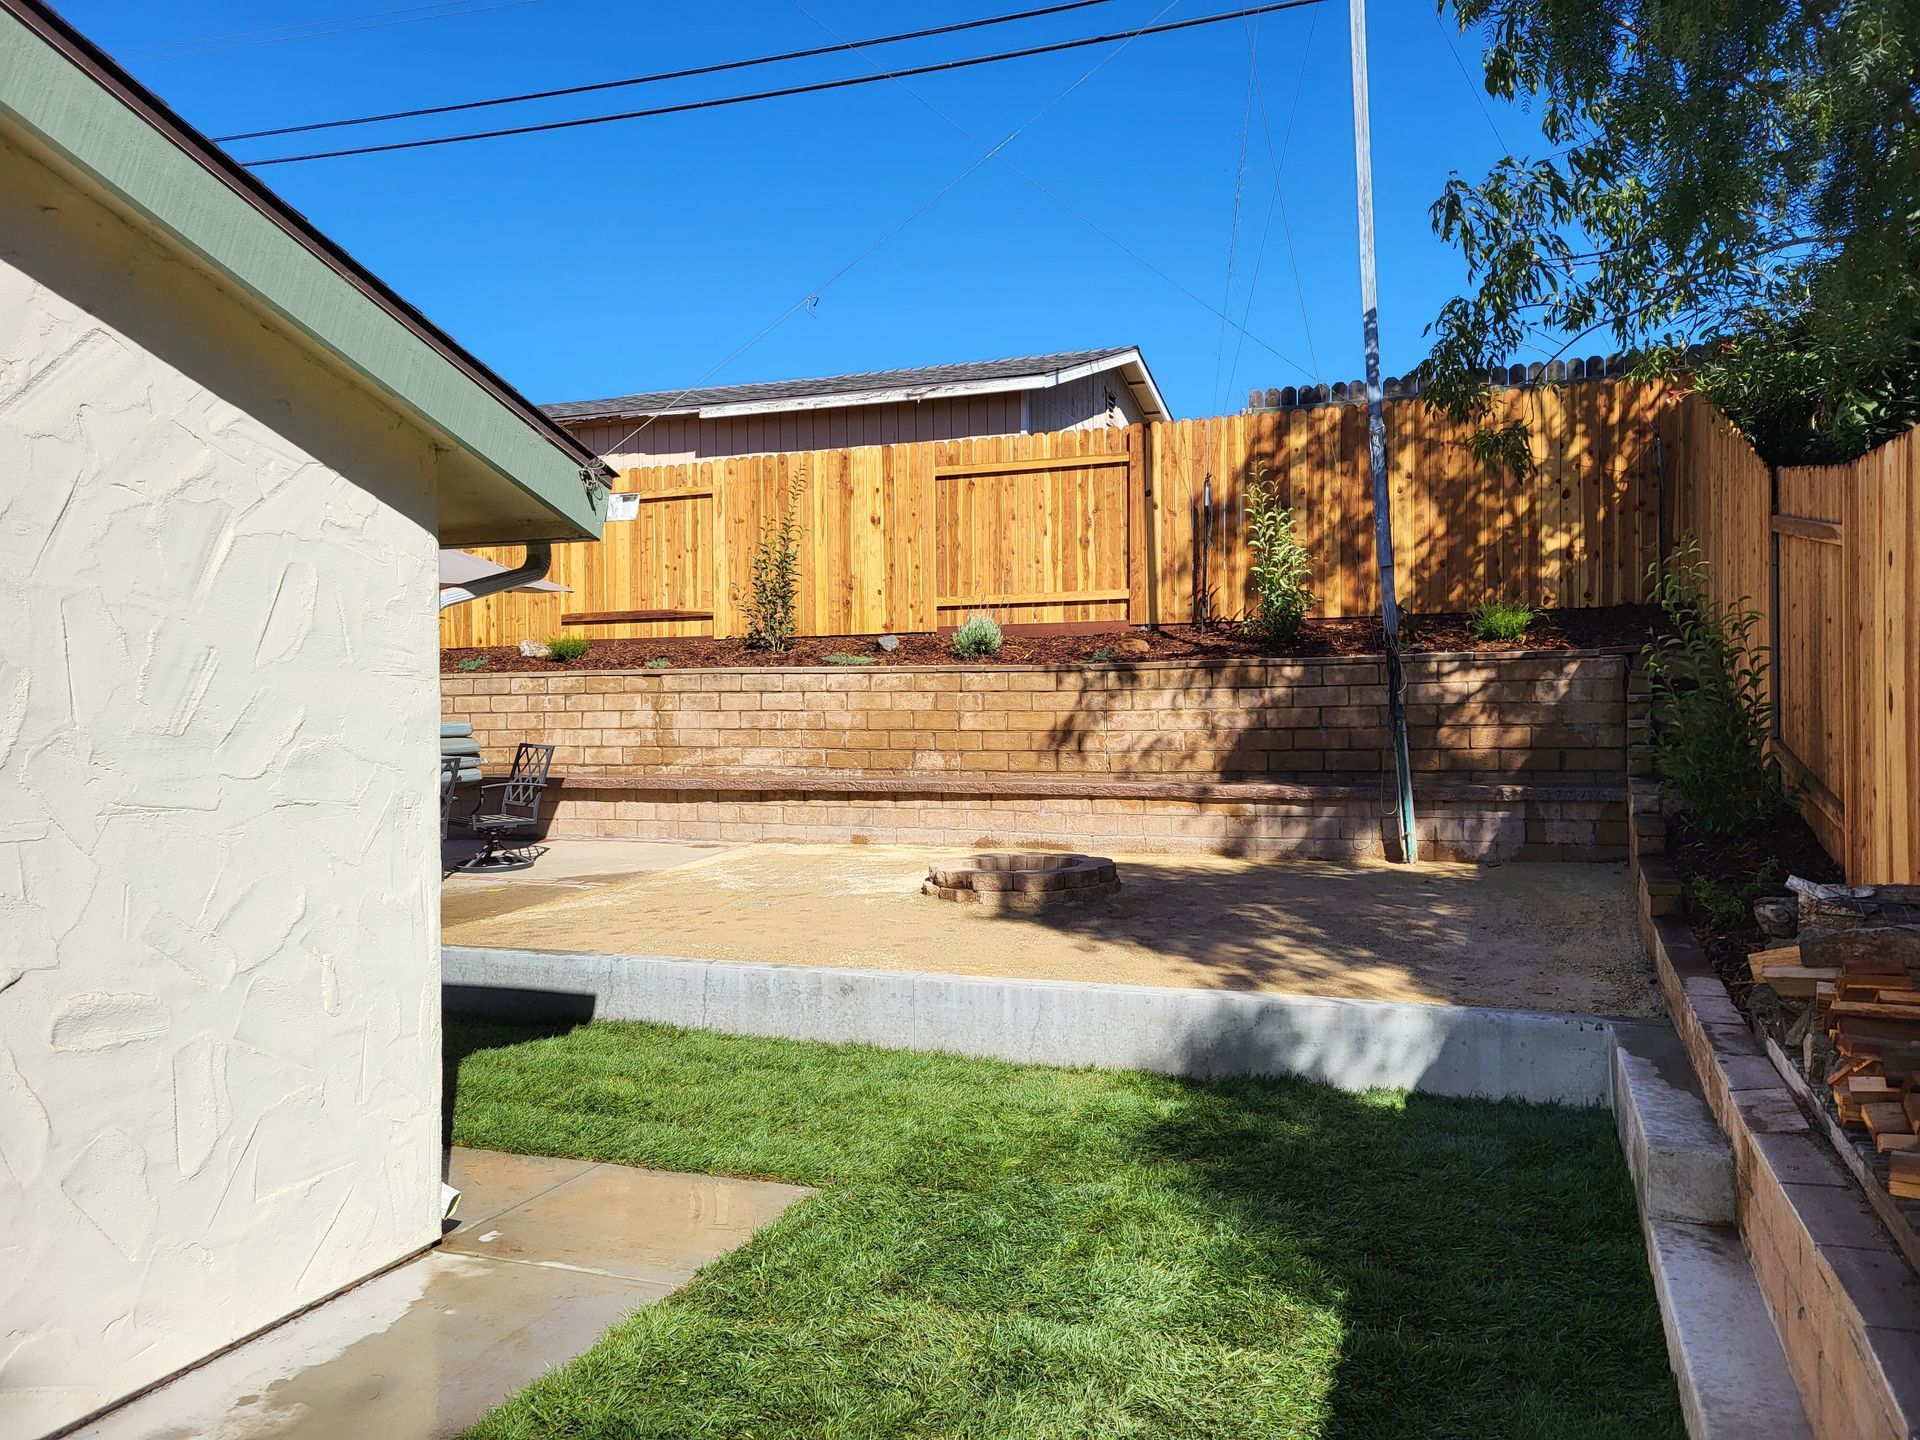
1663 394 1920 884
440 380 1668 648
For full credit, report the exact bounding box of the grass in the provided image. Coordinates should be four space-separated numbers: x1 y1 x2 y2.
1468 597 1535 642
450 1020 1681 1440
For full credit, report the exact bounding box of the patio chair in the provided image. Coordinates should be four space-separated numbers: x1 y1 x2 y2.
439 754 464 840
458 742 555 873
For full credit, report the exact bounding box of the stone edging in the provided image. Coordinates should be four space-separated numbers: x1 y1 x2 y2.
1629 785 1920 1440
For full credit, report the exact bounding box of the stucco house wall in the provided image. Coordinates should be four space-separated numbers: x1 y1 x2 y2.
0 127 448 1437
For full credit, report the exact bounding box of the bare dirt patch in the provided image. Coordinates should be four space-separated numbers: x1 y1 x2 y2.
442 607 1656 674
442 844 1660 1017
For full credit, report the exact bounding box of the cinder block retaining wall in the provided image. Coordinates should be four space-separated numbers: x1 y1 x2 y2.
440 649 1636 862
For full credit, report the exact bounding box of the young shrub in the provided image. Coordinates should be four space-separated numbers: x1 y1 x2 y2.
546 634 590 662
1242 465 1316 648
950 612 1003 659
1085 645 1115 665
1642 540 1789 836
456 656 487 672
642 657 671 669
823 653 878 665
743 474 805 652
1469 597 1534 642
1690 859 1785 933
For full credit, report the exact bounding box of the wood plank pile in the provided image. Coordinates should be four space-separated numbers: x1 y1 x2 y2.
1755 926 1920 1200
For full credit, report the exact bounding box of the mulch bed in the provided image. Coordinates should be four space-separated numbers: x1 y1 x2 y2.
1667 810 1844 1010
442 605 1657 674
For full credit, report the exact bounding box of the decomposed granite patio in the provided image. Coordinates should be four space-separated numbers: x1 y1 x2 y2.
442 842 1662 1017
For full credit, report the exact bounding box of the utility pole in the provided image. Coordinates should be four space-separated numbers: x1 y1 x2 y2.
1347 0 1418 861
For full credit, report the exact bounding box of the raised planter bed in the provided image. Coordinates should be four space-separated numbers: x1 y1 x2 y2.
442 608 1656 674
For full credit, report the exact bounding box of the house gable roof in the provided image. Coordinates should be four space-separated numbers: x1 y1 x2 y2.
547 347 1171 425
0 0 608 543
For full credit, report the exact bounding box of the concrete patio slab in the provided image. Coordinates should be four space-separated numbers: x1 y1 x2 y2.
71 1149 812 1440
442 843 1660 1016
443 1162 807 1287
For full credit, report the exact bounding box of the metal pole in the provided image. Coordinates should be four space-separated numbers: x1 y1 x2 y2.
1347 0 1418 861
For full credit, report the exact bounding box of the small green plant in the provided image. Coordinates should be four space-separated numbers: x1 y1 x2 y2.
546 634 590 662
951 612 1003 659
1085 646 1115 665
1242 465 1316 648
1691 858 1785 933
643 657 671 669
1642 540 1790 837
824 653 878 665
1469 597 1534 642
456 656 487 672
743 474 805 652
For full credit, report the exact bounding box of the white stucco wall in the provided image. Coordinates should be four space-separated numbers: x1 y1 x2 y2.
0 134 446 1438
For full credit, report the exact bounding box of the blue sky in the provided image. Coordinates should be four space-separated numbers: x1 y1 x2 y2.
65 0 1550 419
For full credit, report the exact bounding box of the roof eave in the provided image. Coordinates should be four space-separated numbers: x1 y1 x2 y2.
0 0 609 543
555 348 1170 427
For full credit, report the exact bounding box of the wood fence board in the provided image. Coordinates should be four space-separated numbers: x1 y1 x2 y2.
447 385 1667 646
1665 393 1920 883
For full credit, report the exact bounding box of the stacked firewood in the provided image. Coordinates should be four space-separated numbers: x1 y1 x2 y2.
1753 923 1920 1199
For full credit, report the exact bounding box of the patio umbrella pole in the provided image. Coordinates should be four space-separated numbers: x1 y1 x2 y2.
1346 0 1418 861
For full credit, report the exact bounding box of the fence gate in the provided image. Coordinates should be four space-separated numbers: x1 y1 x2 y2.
561 471 716 637
932 451 1133 628
1769 468 1850 856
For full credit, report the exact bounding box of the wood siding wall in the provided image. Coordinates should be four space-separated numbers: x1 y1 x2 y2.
448 382 1666 650
559 372 1141 470
1662 392 1920 883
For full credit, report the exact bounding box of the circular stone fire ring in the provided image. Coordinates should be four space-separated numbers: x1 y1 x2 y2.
923 852 1120 912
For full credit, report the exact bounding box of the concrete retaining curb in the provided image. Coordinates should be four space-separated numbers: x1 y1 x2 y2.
444 945 1619 1104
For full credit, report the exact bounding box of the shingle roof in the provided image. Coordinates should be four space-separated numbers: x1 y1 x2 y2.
544 347 1148 422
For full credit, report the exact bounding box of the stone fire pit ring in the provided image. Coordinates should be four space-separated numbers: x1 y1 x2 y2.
923 852 1120 913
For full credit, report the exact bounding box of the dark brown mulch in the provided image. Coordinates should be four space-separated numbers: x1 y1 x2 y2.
441 605 1657 674
1666 810 1843 1009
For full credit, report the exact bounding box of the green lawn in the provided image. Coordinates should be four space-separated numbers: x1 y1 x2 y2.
449 1019 1682 1440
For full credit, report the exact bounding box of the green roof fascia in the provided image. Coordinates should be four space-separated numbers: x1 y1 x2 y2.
0 3 604 543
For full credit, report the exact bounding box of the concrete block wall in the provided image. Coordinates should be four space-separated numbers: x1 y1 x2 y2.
441 650 1631 786
532 787 1622 864
441 650 1632 863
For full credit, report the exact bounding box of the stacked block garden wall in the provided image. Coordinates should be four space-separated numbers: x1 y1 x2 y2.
441 648 1636 862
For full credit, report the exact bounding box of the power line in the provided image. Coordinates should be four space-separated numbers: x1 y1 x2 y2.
593 6 1174 460
240 0 1329 167
1435 11 1509 154
775 0 1318 383
1210 18 1260 413
214 0 1120 143
1227 4 1321 398
122 0 540 62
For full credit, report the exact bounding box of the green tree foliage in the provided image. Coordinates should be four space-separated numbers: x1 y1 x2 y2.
1427 1 1920 466
1242 466 1316 648
743 475 805 652
1641 541 1788 836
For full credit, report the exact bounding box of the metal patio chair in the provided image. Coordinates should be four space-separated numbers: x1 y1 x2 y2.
440 754 465 841
458 742 555 872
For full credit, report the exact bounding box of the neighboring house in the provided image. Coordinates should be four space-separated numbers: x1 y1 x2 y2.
546 346 1170 470
0 5 606 1437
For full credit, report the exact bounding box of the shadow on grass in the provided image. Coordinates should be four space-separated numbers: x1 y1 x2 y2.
445 1012 1680 1440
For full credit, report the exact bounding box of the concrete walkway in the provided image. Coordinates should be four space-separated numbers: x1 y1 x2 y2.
72 1149 811 1439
